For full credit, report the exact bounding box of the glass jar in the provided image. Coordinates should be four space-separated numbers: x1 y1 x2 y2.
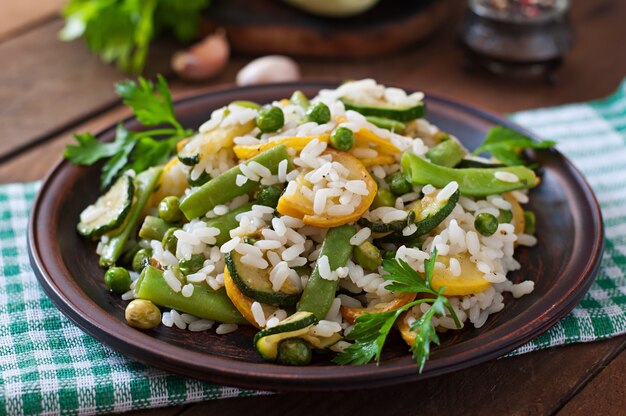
462 0 572 81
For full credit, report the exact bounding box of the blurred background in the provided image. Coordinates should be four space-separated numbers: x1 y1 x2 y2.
1 0 625 178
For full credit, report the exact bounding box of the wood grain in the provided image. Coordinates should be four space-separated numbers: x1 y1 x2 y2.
178 338 626 416
0 0 65 41
557 344 626 416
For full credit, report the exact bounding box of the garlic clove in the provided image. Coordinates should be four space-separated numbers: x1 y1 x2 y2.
236 55 301 86
172 29 230 82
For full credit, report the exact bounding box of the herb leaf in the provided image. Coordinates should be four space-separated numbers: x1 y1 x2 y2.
60 0 211 73
116 75 181 130
410 295 445 372
472 126 555 166
64 75 190 189
333 249 462 371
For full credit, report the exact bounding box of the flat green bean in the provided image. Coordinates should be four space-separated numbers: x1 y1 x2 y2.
426 138 467 168
134 266 247 324
401 152 537 197
179 145 290 220
138 216 173 241
297 225 355 320
204 202 254 246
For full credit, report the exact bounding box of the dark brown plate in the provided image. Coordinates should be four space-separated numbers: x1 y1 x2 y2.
28 82 603 391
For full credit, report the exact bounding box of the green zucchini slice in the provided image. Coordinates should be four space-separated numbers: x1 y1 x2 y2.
341 98 426 122
396 189 460 242
361 189 460 242
301 332 342 350
225 251 302 307
253 311 318 361
77 174 134 239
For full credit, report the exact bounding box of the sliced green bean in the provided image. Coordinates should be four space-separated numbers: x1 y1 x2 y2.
298 225 355 320
290 90 310 109
138 216 173 241
99 167 162 267
365 116 406 132
426 138 467 168
179 145 290 220
134 266 247 324
401 152 537 197
371 188 396 208
204 202 254 246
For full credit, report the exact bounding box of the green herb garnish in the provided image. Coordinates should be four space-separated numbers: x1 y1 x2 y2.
64 75 192 189
59 0 212 73
472 126 555 166
333 249 462 372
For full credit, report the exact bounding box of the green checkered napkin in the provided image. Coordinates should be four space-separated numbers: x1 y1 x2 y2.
3 82 626 415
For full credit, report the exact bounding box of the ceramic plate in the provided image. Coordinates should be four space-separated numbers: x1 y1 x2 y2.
28 82 604 391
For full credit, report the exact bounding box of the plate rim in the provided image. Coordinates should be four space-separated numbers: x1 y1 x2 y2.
28 81 605 391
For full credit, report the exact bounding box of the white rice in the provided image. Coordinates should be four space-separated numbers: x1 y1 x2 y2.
251 302 266 327
494 171 519 183
350 228 371 246
216 323 238 334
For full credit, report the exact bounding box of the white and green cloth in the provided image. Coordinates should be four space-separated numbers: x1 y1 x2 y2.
2 82 626 414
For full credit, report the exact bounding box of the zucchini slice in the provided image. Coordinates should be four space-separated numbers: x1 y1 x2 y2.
362 189 460 242
253 311 318 361
224 251 302 307
341 98 426 122
301 332 342 350
178 121 254 166
77 174 134 239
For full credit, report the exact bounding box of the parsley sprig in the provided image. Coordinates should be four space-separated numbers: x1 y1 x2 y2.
334 249 462 372
472 126 556 166
59 0 212 73
64 75 192 189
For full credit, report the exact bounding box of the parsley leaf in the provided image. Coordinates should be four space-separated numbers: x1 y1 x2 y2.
333 249 462 371
116 75 181 130
64 75 191 189
472 126 556 166
410 296 445 372
60 0 211 73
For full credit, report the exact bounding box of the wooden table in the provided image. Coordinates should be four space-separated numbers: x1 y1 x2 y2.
2 1 626 415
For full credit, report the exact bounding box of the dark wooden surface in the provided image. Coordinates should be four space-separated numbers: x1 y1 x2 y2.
2 0 626 414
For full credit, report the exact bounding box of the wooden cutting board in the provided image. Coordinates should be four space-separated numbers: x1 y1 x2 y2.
200 0 451 58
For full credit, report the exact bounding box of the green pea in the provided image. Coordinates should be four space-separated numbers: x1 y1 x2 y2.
132 248 152 273
125 299 161 330
306 102 331 124
256 106 285 133
524 210 536 235
330 127 355 151
178 254 205 275
230 100 261 110
158 196 183 223
498 209 513 224
474 213 499 236
371 188 396 209
104 267 131 294
353 241 383 271
386 171 412 196
278 338 312 366
256 185 283 208
162 227 179 254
